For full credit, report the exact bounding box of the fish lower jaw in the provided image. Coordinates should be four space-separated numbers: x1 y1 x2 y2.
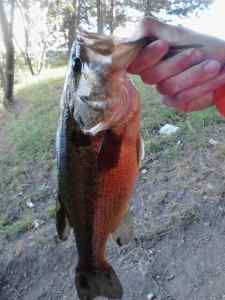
82 122 109 136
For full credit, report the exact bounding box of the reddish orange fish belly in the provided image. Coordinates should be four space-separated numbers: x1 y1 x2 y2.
92 118 140 270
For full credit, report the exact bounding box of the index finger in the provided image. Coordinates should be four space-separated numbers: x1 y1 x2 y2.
127 40 169 74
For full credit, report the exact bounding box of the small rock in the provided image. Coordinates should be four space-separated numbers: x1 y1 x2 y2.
26 199 34 208
141 169 147 174
32 219 40 229
209 138 218 145
147 293 156 300
207 183 213 190
15 240 24 256
166 274 175 281
159 124 179 135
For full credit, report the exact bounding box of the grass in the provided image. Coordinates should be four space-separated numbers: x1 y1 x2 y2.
1 71 222 166
131 75 223 159
0 67 224 239
48 205 56 219
0 215 33 237
0 67 65 238
5 70 65 162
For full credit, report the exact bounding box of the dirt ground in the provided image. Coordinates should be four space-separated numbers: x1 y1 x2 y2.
1 124 225 300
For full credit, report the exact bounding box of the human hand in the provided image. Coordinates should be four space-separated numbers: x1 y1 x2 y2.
128 18 225 112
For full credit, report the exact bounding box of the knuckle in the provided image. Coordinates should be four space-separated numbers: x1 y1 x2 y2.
157 80 177 96
176 49 203 70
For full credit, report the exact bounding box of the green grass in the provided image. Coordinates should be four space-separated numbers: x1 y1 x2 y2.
1 71 222 167
48 205 56 219
6 75 64 162
0 68 224 240
131 75 223 158
0 67 65 238
0 215 33 236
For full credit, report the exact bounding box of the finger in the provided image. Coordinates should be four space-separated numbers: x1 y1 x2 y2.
142 18 195 45
162 92 214 112
139 48 204 85
157 60 221 96
142 18 211 48
127 40 169 74
176 68 225 101
141 17 225 63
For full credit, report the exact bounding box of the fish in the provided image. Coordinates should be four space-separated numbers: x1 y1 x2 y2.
56 28 201 300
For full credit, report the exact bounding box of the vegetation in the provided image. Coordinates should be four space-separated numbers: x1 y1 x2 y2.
131 75 222 159
0 67 222 239
0 215 32 236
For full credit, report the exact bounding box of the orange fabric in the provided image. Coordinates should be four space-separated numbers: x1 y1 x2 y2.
214 86 225 117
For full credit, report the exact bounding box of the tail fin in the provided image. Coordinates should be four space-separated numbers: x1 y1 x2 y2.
75 266 123 300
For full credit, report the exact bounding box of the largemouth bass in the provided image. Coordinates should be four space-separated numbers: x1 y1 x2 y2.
56 29 200 300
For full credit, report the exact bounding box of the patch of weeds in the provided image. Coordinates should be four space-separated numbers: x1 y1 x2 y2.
162 144 180 161
0 215 32 237
4 76 63 163
130 77 223 156
145 139 163 153
48 205 56 219
185 108 222 129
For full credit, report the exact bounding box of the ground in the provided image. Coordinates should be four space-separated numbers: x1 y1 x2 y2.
1 68 225 300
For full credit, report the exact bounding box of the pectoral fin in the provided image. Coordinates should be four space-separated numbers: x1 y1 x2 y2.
56 195 71 241
111 210 134 246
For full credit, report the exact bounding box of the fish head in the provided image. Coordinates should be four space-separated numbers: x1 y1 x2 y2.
65 31 146 136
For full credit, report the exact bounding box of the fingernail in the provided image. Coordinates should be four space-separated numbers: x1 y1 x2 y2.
203 60 220 73
150 40 168 50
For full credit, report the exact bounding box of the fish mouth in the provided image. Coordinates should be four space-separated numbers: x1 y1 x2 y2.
73 96 108 136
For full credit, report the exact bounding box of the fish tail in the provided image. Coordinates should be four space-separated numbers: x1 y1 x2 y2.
75 265 123 300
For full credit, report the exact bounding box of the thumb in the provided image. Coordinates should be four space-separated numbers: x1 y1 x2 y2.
142 17 225 63
142 17 195 46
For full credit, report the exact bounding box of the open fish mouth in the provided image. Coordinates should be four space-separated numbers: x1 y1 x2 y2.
73 96 108 136
73 98 110 136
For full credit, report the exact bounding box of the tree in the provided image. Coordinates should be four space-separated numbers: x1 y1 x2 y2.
0 0 16 105
108 0 115 34
15 0 52 75
126 0 213 19
97 0 104 33
49 0 90 51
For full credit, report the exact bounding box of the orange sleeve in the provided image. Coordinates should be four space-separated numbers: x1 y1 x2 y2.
214 86 225 117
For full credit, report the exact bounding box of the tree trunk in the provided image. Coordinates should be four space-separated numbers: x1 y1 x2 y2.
109 0 114 34
97 0 104 33
16 0 36 75
0 65 6 92
0 0 16 105
68 0 79 51
37 39 47 74
145 0 154 17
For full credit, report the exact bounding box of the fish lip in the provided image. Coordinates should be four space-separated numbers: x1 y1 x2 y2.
82 122 109 136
